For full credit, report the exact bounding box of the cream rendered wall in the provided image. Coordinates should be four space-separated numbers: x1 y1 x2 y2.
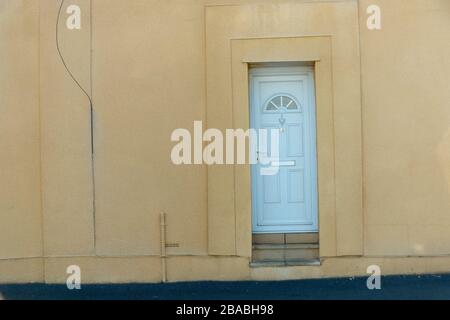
1 0 450 283
40 0 95 256
91 0 207 256
0 0 43 262
359 0 450 256
39 0 207 258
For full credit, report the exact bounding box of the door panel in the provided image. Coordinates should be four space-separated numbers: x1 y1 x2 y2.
287 169 304 203
287 124 304 156
250 67 318 233
263 174 281 204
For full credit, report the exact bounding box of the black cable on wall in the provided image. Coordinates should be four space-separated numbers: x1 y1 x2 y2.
56 0 97 250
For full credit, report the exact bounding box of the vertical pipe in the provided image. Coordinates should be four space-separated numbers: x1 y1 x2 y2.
160 212 167 283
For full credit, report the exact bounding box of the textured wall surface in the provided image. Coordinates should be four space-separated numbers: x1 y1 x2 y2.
360 0 450 256
0 0 43 260
0 0 449 283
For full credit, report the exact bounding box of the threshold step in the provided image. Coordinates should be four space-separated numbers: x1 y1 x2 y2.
250 259 321 268
253 233 319 244
286 259 321 266
252 243 319 250
252 247 319 261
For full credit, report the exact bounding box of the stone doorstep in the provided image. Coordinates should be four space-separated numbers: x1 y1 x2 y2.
250 259 321 268
252 233 319 245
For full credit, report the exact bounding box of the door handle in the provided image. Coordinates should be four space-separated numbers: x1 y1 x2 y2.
271 160 296 167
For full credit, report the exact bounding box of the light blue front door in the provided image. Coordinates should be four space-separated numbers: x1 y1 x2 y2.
250 66 318 233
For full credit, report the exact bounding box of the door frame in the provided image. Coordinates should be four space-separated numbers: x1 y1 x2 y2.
206 35 363 258
249 66 319 234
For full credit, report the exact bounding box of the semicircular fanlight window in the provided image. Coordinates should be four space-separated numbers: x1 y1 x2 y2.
264 95 300 112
